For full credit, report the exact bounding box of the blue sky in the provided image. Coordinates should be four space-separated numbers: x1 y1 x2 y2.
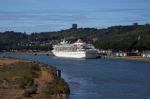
0 0 150 33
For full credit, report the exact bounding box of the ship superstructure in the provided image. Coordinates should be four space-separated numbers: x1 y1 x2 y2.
52 39 99 58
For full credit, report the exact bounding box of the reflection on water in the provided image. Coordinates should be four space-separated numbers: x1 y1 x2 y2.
0 53 150 99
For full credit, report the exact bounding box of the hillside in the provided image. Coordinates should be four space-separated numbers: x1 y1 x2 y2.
0 23 150 51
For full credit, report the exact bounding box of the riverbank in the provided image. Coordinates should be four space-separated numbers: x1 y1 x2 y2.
0 58 70 99
2 51 53 56
1 51 150 62
102 56 150 62
18 51 150 62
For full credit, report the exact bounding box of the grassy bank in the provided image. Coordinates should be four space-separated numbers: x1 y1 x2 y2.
0 58 70 99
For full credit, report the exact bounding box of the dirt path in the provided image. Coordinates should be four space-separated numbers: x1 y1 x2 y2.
34 67 55 98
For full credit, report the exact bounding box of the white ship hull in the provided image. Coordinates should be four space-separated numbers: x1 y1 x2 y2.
52 51 99 58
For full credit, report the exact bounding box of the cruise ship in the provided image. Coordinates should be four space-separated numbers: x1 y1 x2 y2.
52 39 99 58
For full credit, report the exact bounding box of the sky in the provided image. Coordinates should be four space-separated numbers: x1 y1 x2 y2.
0 0 150 33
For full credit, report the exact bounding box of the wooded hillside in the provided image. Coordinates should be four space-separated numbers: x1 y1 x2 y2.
0 23 150 51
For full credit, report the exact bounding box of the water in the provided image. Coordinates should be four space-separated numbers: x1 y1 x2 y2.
0 53 150 99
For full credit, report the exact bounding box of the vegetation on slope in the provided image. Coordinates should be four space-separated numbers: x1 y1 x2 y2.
0 58 70 99
0 23 150 51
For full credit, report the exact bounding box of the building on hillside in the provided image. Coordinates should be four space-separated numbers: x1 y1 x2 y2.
114 52 127 57
142 51 150 58
72 24 78 29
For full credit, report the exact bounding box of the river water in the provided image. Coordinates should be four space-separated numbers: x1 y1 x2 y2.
0 53 150 99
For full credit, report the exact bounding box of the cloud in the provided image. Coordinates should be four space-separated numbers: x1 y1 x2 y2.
0 11 91 32
0 11 90 25
0 11 88 20
0 7 150 33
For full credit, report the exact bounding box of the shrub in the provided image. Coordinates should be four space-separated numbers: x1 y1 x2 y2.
17 76 34 89
45 78 70 96
23 84 37 97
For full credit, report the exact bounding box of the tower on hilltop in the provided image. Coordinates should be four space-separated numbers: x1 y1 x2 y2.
72 24 78 29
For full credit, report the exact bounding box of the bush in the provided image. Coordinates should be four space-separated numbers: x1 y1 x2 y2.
45 78 70 96
23 84 37 97
23 90 32 97
30 64 40 78
17 76 34 89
